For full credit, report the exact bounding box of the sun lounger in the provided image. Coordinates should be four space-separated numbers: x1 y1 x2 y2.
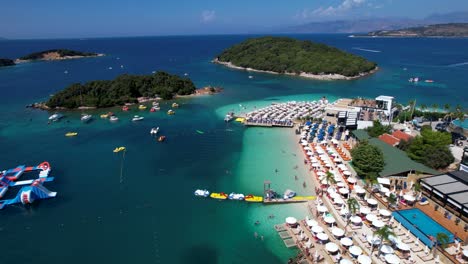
411 246 423 252
444 245 457 255
421 254 434 261
403 238 414 243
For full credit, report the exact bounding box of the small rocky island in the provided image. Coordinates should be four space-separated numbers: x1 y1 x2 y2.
214 36 377 80
39 71 197 109
365 23 468 37
15 49 103 63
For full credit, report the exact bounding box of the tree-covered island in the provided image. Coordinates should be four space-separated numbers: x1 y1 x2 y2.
16 49 103 62
214 36 377 80
0 58 15 67
44 71 196 109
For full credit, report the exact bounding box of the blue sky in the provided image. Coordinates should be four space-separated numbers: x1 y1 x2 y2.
1 0 468 38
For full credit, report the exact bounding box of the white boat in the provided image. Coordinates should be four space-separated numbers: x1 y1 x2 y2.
152 101 160 106
108 67 113 70
48 113 63 121
228 193 245 200
132 115 144 121
81 114 92 123
110 116 119 122
150 127 159 135
224 112 234 122
283 189 296 200
194 189 210 197
248 75 253 79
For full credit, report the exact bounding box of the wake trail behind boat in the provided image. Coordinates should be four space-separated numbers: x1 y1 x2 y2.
447 61 468 67
352 47 381 53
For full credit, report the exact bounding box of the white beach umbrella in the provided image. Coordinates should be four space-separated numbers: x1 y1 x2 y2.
366 198 377 205
403 194 415 202
325 242 339 252
463 250 468 258
306 219 318 227
340 237 353 247
301 142 308 146
340 207 349 216
349 245 363 256
340 259 353 264
305 240 313 249
337 182 346 188
397 242 410 251
366 235 381 245
307 151 314 156
339 188 349 195
329 192 340 199
380 244 394 254
347 177 357 184
304 146 312 151
384 254 400 264
380 187 390 193
365 214 377 222
350 215 362 224
372 219 385 228
317 232 329 241
312 162 321 168
357 255 372 264
334 197 344 205
332 227 345 237
311 225 324 233
343 170 351 176
324 216 336 224
355 188 366 194
316 171 325 176
285 217 297 225
379 209 391 217
317 205 328 213
360 207 371 215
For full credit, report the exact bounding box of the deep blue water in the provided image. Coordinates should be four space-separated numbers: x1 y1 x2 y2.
0 34 467 264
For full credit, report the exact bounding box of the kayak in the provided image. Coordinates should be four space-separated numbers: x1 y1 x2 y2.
210 192 228 200
245 195 263 203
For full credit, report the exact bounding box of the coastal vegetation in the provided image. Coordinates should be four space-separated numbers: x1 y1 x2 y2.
19 49 98 61
351 141 384 184
399 126 454 169
367 23 468 37
46 71 196 109
366 120 391 137
215 36 377 78
0 58 15 67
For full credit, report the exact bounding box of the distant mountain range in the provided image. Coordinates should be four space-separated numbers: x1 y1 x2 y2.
365 23 468 37
281 11 468 34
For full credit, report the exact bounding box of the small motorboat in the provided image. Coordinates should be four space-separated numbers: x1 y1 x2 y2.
167 109 175 115
194 189 210 197
81 114 93 123
65 132 78 137
150 106 160 112
100 113 109 119
425 79 434 83
157 135 166 142
224 112 235 122
244 195 263 203
210 192 228 200
283 189 296 200
228 193 245 200
139 105 147 110
248 75 253 79
48 113 63 122
150 127 159 135
172 103 179 108
113 146 126 153
152 101 159 106
132 115 144 121
122 106 129 111
110 116 119 122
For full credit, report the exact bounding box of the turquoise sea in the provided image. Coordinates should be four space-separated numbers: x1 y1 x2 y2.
0 35 467 264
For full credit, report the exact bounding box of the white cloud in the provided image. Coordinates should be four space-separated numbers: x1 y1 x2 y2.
296 0 368 20
201 10 216 23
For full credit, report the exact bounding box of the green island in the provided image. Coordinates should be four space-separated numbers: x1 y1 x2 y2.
365 23 468 37
214 36 377 80
17 49 101 62
0 58 15 67
45 71 196 109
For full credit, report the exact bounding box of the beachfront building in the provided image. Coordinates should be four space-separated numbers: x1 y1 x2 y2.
352 130 437 190
420 170 468 220
461 146 468 172
375 95 394 118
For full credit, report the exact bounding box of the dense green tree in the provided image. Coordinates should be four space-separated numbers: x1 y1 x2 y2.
46 71 196 109
351 141 385 180
366 120 391 138
406 129 454 169
216 36 377 77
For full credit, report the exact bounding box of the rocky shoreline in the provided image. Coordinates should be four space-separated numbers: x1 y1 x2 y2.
212 58 378 81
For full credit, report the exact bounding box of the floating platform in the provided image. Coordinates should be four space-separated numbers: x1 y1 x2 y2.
243 121 294 128
263 196 316 204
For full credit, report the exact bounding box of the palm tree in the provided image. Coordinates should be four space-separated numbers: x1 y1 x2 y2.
408 100 416 120
436 232 450 249
364 174 378 189
346 198 360 226
430 103 438 126
325 171 336 186
372 226 396 255
387 193 397 208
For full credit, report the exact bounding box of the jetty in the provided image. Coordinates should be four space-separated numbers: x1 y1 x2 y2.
263 181 316 204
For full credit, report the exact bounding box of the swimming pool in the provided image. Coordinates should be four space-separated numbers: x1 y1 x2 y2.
453 119 468 129
392 208 454 248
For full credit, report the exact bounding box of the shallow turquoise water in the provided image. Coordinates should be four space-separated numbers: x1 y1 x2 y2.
0 35 467 264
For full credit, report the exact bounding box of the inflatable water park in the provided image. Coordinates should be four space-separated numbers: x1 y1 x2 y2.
0 161 57 210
